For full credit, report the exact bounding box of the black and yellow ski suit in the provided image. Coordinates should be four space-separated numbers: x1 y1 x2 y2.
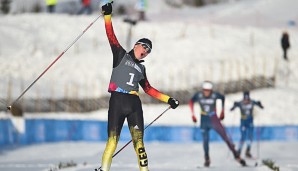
100 14 172 171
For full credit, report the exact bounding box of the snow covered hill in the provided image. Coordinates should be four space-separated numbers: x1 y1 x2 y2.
0 0 298 125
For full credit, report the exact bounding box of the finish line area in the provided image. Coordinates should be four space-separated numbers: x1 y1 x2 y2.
0 141 297 171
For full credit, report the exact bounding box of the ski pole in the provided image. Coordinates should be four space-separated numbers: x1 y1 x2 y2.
226 113 236 158
256 126 261 159
95 106 171 171
193 123 198 141
7 13 103 111
0 99 8 111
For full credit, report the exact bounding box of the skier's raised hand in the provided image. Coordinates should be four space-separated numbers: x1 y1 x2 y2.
101 2 113 15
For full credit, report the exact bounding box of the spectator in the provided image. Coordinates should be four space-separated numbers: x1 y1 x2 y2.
135 0 147 21
46 0 57 13
78 0 92 15
281 31 290 61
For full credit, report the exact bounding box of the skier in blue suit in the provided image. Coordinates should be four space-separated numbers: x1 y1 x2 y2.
230 91 264 158
189 81 246 167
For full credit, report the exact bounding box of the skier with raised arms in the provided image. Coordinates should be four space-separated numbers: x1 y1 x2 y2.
99 2 179 171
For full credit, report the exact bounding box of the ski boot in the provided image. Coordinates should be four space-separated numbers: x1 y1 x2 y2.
204 155 210 167
235 156 246 166
245 147 252 158
234 152 246 166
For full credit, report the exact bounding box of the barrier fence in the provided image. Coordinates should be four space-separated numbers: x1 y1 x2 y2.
0 75 275 113
0 118 297 147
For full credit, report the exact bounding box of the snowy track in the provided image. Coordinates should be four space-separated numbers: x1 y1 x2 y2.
0 141 297 171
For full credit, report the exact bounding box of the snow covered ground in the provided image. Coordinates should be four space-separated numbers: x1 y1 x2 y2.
0 141 298 171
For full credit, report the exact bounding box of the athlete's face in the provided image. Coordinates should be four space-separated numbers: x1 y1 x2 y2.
134 44 150 60
203 89 212 97
243 98 250 104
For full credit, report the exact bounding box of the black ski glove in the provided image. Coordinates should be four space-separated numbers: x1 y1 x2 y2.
168 97 179 109
256 101 264 109
102 2 113 15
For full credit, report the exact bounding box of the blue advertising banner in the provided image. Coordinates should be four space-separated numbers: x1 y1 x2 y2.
0 119 298 147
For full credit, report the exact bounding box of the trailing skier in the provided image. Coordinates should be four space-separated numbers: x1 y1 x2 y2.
230 91 264 158
189 81 246 167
